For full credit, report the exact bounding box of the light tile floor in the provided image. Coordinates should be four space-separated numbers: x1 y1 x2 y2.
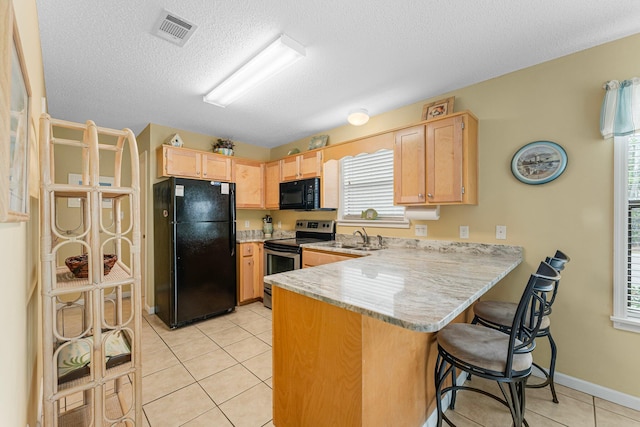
141 302 640 427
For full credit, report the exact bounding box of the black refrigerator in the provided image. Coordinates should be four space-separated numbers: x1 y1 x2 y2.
153 177 237 328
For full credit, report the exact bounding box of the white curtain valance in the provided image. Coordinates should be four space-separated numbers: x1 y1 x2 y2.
600 77 640 139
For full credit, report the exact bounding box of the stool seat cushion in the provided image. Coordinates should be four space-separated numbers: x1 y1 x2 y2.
474 301 550 330
437 323 533 374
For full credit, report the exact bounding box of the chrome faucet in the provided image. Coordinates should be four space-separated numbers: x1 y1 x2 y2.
353 227 369 245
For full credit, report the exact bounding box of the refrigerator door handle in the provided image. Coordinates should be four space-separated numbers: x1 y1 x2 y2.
230 185 236 256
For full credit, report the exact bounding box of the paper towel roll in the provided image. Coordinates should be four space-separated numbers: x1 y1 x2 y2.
405 205 440 220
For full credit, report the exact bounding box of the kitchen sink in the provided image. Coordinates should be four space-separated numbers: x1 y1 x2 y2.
327 242 382 251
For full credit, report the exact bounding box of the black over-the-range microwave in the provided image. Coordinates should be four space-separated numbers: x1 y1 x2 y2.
279 177 321 210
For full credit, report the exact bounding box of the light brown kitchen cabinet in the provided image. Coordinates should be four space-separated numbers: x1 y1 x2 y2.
157 145 232 181
393 125 427 204
233 159 265 209
281 151 322 182
237 242 264 304
394 111 478 205
265 160 281 209
302 248 361 268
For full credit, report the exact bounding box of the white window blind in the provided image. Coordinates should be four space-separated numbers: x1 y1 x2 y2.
340 149 405 220
625 135 640 317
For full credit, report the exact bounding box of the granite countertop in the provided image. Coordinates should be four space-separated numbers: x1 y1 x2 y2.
236 229 294 243
263 240 523 332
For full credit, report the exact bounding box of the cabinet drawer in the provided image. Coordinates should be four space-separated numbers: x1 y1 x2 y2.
241 244 254 256
302 249 360 268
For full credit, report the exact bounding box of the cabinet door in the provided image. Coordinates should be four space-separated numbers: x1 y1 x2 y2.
234 160 265 209
265 161 281 209
239 255 255 302
255 244 264 298
299 151 322 179
202 152 232 182
426 116 463 203
161 146 201 178
280 156 299 182
393 125 426 204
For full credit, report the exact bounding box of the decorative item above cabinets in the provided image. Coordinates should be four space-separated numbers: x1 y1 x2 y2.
394 111 478 206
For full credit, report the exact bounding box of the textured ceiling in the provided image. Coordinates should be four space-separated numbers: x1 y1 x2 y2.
36 0 640 148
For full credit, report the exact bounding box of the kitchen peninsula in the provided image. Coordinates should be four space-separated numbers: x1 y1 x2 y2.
264 241 523 427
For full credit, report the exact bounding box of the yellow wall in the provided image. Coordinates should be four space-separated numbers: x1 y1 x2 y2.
1 0 46 425
272 34 640 398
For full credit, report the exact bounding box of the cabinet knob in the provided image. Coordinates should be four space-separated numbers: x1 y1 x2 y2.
418 193 425 200
427 193 433 198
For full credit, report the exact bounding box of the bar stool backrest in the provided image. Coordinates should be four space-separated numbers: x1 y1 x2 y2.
508 261 560 373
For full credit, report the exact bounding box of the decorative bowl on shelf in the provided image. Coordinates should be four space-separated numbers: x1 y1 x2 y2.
213 147 234 156
65 254 118 278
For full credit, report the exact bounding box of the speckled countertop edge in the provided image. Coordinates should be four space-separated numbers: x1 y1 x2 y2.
264 240 523 332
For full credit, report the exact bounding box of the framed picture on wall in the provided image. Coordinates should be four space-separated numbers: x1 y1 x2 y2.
0 4 31 222
421 96 455 121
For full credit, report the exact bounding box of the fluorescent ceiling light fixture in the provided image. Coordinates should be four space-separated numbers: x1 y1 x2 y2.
348 108 370 126
203 34 306 107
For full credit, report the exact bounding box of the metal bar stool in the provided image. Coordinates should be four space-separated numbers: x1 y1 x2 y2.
434 261 560 427
472 250 569 403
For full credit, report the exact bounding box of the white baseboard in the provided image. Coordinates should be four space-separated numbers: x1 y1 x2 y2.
533 370 640 411
423 370 640 426
145 303 155 315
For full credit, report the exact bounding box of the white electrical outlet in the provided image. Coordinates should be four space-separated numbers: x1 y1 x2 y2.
415 225 427 237
460 225 469 239
244 220 250 228
277 221 282 229
496 225 507 240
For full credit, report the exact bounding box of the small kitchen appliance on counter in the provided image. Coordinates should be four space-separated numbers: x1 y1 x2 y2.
262 219 335 308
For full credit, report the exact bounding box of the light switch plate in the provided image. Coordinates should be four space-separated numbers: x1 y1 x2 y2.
460 225 469 239
244 220 250 228
415 225 427 237
496 225 507 240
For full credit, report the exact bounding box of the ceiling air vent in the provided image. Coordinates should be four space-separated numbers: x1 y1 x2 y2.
153 9 198 47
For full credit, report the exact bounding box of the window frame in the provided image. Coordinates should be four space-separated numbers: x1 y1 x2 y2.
336 149 409 229
612 134 640 333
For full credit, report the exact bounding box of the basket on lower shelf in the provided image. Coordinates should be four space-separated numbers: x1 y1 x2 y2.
65 254 118 278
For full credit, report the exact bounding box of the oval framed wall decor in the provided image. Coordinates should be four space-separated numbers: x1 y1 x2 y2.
511 140 568 185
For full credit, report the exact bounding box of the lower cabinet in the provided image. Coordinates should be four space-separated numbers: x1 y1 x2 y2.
237 242 264 304
302 248 361 268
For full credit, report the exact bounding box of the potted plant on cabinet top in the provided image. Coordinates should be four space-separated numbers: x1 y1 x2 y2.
212 138 235 156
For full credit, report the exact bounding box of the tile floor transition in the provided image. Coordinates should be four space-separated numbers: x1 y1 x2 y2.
141 302 640 427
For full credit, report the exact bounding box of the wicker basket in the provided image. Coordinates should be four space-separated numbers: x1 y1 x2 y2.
65 254 118 278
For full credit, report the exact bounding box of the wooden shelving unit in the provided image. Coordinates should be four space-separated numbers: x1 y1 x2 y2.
39 114 142 426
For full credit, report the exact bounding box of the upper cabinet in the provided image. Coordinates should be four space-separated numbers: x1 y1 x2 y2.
393 125 427 204
281 151 322 182
233 159 265 209
157 145 232 182
394 112 478 205
265 161 281 209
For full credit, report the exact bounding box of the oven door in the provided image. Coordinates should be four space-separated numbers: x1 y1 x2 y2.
264 247 301 275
